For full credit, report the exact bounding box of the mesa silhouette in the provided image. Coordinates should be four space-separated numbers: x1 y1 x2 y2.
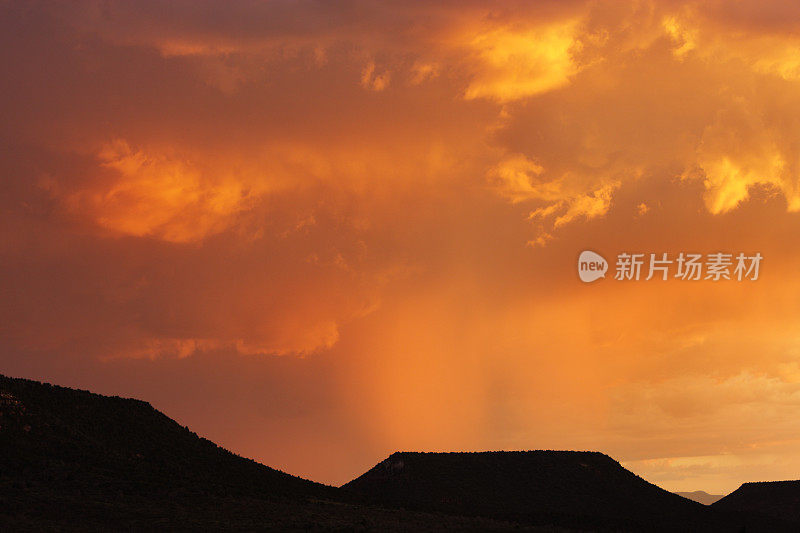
342 450 782 531
0 374 796 531
713 480 800 524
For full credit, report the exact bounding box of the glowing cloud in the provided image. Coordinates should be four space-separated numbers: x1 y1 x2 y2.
464 20 581 102
63 141 254 243
490 154 619 237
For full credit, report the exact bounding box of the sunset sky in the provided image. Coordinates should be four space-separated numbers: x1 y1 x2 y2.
4 0 800 494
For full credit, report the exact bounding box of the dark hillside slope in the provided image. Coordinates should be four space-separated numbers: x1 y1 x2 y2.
0 374 554 531
0 374 330 497
712 480 800 524
342 451 786 531
0 374 336 527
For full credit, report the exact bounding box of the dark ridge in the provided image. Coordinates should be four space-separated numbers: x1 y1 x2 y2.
712 480 800 524
0 373 559 530
0 374 332 498
342 451 791 531
2 373 796 531
0 373 333 527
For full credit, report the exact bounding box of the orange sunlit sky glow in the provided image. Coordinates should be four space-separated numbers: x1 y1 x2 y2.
4 0 800 495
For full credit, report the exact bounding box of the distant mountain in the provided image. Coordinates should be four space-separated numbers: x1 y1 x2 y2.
675 491 724 505
342 451 790 531
712 480 800 524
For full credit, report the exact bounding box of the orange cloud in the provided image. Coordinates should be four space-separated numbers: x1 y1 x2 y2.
65 140 256 242
464 20 582 102
361 62 391 91
490 154 620 238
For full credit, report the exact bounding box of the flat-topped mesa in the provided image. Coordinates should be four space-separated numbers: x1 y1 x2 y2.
342 450 733 531
713 480 800 523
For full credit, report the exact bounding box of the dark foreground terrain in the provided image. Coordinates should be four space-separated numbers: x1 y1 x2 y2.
0 374 530 531
1 374 797 531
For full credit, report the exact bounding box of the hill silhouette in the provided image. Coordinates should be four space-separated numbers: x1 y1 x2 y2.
712 480 800 524
675 491 724 505
0 374 337 528
1 373 796 530
342 451 791 531
0 374 537 530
